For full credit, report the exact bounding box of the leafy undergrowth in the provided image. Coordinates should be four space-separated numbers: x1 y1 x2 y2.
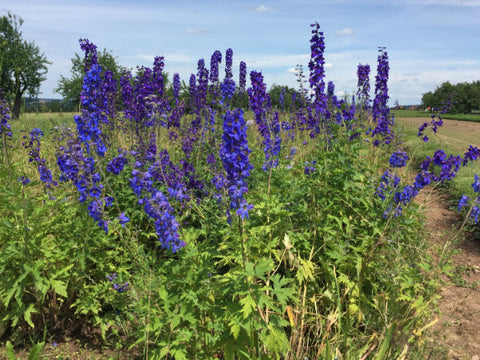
3 23 479 360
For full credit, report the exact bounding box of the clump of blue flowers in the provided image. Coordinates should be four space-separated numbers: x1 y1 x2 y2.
23 128 57 188
389 151 408 168
0 95 12 139
141 189 185 252
458 174 480 223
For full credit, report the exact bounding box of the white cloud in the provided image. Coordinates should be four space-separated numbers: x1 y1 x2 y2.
254 4 273 12
184 28 206 34
325 62 334 68
243 53 309 68
410 0 480 6
336 28 354 36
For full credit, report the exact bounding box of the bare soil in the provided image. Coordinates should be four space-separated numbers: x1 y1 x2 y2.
400 118 480 359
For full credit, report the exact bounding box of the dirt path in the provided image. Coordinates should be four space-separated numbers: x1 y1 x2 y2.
418 190 480 359
399 118 480 359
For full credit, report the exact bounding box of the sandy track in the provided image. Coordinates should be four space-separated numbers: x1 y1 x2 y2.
400 118 480 359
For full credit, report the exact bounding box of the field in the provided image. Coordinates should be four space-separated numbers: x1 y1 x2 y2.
394 109 480 123
1 26 480 359
396 117 480 358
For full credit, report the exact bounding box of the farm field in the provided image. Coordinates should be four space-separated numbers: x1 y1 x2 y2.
396 117 480 359
2 25 480 360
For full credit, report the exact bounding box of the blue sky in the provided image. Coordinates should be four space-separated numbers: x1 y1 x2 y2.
2 0 480 105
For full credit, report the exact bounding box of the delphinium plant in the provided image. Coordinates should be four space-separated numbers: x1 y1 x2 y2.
1 20 468 360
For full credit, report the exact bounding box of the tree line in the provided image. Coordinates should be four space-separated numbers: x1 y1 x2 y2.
422 81 480 114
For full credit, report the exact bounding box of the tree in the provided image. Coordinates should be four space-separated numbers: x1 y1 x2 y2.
0 12 50 119
421 80 480 114
268 84 301 110
55 47 125 108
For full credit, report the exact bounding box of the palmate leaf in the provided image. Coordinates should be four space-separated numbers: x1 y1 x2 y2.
271 273 295 305
239 293 256 319
254 258 274 279
49 279 67 298
24 303 37 328
260 325 289 354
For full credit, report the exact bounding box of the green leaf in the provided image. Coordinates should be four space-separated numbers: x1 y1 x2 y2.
24 303 37 328
6 340 15 360
271 274 294 305
296 257 314 284
254 258 274 278
171 347 187 360
49 279 68 298
27 342 45 360
261 326 289 354
229 320 241 339
239 294 256 319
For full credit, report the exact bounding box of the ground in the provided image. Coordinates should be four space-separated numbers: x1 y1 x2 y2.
400 117 480 359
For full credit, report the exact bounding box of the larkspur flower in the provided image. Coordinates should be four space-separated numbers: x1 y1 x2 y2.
18 176 30 185
220 108 254 219
173 73 181 104
239 61 247 92
308 22 326 105
107 150 129 175
196 59 208 112
142 189 185 252
118 212 130 227
209 50 222 83
79 38 98 72
356 64 371 110
375 169 401 202
462 145 480 166
23 128 57 188
471 173 480 193
113 283 129 293
389 151 408 168
247 71 281 170
225 48 233 79
304 160 317 175
220 78 236 106
458 194 470 211
0 94 12 139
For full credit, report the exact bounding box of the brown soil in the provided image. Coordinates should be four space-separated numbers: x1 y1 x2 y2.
400 118 480 359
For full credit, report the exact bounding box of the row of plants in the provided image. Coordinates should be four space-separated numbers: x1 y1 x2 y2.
1 22 479 359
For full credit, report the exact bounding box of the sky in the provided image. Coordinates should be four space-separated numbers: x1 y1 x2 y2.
2 0 480 105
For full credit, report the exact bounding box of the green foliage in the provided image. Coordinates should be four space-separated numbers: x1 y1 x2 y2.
5 340 44 360
0 102 443 359
0 12 50 119
421 80 480 114
55 48 125 107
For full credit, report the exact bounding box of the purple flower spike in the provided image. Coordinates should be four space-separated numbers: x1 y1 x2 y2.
220 108 254 220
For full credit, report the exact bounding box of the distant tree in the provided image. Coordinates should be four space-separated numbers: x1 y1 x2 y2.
268 84 300 111
0 12 50 119
55 47 125 108
421 81 480 114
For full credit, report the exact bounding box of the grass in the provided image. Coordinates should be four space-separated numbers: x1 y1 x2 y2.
393 108 480 122
392 109 434 118
395 117 480 201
